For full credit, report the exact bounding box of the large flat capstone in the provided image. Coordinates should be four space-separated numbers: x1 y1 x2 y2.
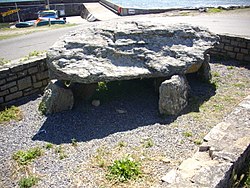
47 21 218 83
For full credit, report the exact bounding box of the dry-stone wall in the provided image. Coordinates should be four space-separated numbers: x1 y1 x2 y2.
0 56 48 107
210 35 250 62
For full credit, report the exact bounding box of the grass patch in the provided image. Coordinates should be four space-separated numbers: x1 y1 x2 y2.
0 23 11 29
233 83 246 89
0 58 10 66
207 8 223 13
19 176 39 188
118 141 128 148
38 101 46 115
142 138 154 148
182 131 193 137
55 145 68 160
44 143 53 150
20 50 45 62
193 139 202 145
106 157 142 182
0 106 22 124
212 71 220 77
13 147 43 165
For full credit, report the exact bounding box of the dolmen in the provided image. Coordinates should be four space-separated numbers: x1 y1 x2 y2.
42 20 218 115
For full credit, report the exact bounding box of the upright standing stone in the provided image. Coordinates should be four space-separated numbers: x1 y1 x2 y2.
41 80 74 114
198 54 212 82
159 75 188 115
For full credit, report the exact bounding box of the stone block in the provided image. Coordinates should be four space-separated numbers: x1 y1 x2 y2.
227 52 236 58
24 89 39 96
0 81 16 91
234 47 240 53
159 75 188 115
236 53 244 61
0 69 9 79
34 81 43 88
42 79 49 86
6 75 17 82
39 62 47 71
32 75 37 82
216 43 224 49
17 76 32 90
221 37 230 43
241 48 249 54
17 70 27 78
11 65 23 72
0 79 6 86
224 45 234 52
0 97 3 103
5 91 23 102
247 43 250 49
36 71 49 81
244 55 250 61
0 90 9 97
28 66 38 74
9 86 18 93
238 42 247 48
231 40 238 46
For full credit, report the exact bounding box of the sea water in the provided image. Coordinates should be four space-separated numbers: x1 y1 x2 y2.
109 0 250 9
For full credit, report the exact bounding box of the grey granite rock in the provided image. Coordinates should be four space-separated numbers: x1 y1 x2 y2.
47 21 218 83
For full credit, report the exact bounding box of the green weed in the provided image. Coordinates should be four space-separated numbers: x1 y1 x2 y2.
19 176 39 188
118 141 127 148
71 138 78 147
207 8 223 13
55 145 68 160
95 147 108 168
213 103 224 111
182 131 193 137
97 82 108 92
13 147 43 165
107 157 142 182
227 66 234 70
0 58 10 66
142 138 154 148
0 106 22 124
20 50 45 62
212 71 220 77
44 143 53 150
233 83 245 89
193 139 202 145
38 101 46 115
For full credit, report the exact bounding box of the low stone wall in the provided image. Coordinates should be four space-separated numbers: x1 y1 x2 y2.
161 95 250 187
209 34 250 62
0 56 48 107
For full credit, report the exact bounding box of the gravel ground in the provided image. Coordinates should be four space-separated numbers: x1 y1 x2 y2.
0 59 249 188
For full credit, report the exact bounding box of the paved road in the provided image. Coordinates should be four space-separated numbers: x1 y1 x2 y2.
0 25 82 60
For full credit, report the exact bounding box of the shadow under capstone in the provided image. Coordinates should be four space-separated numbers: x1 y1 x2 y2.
32 76 216 145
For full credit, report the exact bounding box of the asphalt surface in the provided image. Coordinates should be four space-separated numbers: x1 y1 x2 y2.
0 25 82 60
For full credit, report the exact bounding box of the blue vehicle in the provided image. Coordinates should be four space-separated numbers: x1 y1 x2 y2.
38 10 59 19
